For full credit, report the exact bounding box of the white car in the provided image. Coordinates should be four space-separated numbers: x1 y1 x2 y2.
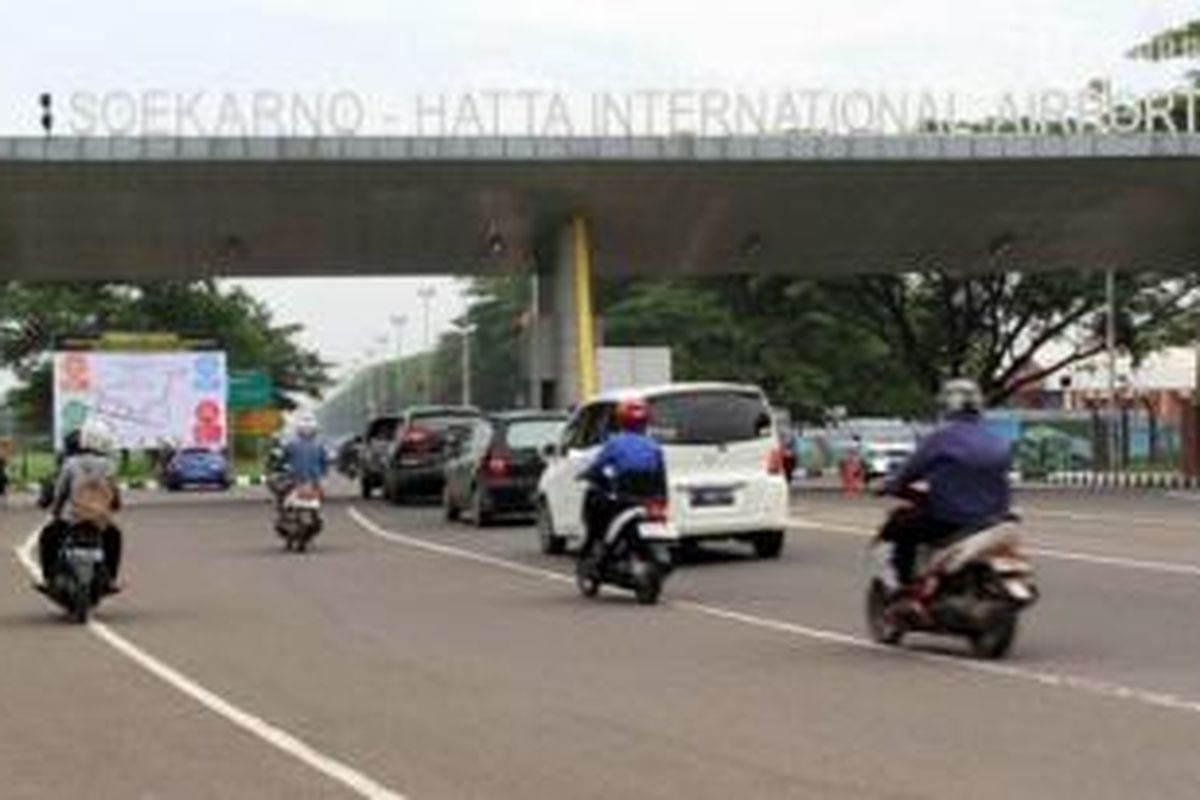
535 382 791 558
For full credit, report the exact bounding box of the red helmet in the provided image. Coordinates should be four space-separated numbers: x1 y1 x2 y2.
615 397 650 432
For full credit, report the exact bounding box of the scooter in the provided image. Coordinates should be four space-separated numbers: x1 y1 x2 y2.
576 483 677 605
276 482 323 552
43 523 114 624
867 491 1038 659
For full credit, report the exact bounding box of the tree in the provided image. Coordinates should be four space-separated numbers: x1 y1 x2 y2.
601 277 928 419
821 270 1200 406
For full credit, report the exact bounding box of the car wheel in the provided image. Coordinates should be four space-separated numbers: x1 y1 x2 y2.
536 499 565 555
753 530 785 559
385 474 403 505
443 485 460 522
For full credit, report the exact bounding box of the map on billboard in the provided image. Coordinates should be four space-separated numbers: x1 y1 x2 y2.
53 351 228 450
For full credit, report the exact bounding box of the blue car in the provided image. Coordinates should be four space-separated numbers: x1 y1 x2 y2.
163 448 231 491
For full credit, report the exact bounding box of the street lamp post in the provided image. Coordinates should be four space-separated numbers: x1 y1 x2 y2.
1105 269 1118 472
459 323 475 407
390 314 407 408
418 286 436 404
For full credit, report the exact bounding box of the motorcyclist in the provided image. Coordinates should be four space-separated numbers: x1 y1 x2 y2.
876 378 1012 599
579 397 668 564
275 413 328 506
37 419 123 592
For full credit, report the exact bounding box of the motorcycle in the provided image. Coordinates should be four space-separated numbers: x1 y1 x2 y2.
576 482 676 605
276 481 323 552
43 522 113 624
867 491 1038 659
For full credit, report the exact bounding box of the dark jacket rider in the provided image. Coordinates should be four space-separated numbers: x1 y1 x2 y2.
877 379 1012 593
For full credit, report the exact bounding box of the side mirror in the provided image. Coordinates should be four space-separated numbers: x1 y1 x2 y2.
541 442 559 459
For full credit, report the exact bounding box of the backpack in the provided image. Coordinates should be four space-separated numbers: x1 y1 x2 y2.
69 464 116 525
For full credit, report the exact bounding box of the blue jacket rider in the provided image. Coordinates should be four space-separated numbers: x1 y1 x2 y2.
879 379 1012 592
282 414 328 484
580 397 667 553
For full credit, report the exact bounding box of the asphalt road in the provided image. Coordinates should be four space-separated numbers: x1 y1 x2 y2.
2 486 1199 799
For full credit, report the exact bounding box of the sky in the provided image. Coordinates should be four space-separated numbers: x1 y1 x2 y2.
1 0 1197 390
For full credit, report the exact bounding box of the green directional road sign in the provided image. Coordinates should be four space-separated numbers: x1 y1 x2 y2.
228 370 274 409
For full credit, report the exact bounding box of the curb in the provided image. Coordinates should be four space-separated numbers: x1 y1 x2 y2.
1046 471 1200 491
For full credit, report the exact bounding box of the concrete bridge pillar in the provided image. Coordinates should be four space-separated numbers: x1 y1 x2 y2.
532 215 598 410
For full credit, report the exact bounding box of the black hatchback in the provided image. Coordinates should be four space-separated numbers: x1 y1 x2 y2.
443 411 567 526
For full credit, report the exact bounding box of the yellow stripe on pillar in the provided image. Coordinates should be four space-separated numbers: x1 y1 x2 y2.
571 214 597 401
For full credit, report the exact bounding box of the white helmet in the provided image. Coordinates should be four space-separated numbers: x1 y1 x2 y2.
939 378 984 415
79 418 118 455
295 412 319 438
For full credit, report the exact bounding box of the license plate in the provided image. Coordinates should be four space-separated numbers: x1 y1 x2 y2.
691 488 735 508
639 522 676 540
67 548 105 564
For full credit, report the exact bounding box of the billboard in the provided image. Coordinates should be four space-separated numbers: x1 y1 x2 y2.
53 351 228 450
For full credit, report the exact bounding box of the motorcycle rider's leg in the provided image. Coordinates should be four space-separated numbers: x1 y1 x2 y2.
36 520 66 588
102 525 123 587
880 507 922 590
582 490 616 564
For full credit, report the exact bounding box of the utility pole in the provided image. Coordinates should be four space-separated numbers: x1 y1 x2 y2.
1193 307 1200 479
1105 270 1118 472
460 324 474 407
418 286 436 404
528 272 540 409
390 314 407 408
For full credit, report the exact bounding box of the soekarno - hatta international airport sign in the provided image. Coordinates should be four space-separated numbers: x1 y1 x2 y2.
53 351 228 450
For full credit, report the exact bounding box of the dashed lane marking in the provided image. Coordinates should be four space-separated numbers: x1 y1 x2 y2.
14 527 407 800
349 506 1200 720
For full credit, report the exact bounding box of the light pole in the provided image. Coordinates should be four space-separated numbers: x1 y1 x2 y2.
418 286 436 404
1105 270 1118 472
458 323 475 407
390 314 407 407
528 272 540 409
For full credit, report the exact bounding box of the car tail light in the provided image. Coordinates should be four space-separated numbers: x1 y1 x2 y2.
400 425 432 451
766 445 785 476
642 498 668 522
483 450 509 477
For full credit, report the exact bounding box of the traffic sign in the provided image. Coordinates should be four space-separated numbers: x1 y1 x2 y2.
228 370 274 409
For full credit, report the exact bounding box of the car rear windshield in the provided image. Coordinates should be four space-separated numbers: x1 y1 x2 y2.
504 418 565 450
649 390 772 445
411 411 480 434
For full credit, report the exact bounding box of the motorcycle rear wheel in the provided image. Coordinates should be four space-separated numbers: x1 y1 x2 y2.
575 549 602 598
69 582 91 624
969 614 1018 660
633 564 662 605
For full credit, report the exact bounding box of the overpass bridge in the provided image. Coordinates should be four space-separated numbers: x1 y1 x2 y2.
2 134 1199 405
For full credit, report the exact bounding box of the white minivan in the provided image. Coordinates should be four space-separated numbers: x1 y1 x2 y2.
536 383 791 558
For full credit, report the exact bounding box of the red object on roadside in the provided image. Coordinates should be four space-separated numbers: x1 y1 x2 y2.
839 453 864 497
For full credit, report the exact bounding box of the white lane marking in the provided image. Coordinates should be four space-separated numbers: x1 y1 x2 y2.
789 517 1200 579
1027 508 1196 528
348 507 1200 719
14 527 407 800
349 507 572 586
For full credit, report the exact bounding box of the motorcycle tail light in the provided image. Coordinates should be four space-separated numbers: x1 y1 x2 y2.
643 499 668 521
